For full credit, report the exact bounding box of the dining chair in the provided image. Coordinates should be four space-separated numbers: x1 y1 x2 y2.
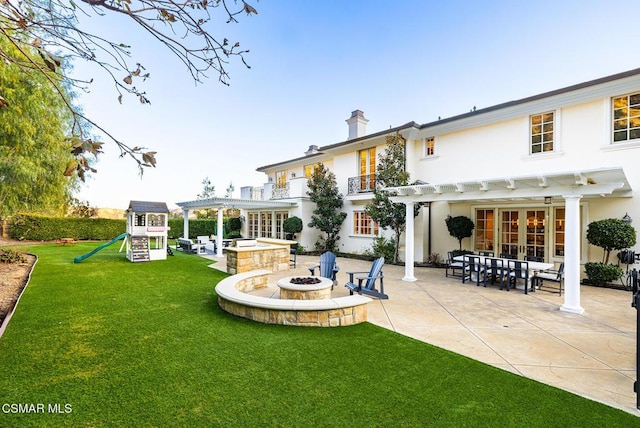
446 251 466 278
499 253 516 260
533 262 564 295
478 251 494 257
507 260 530 293
462 255 484 286
525 255 543 262
483 258 505 288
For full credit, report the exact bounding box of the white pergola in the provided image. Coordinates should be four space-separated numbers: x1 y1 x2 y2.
386 167 632 314
175 197 296 257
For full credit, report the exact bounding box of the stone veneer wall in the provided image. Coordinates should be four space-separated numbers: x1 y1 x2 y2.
226 246 290 275
217 273 368 327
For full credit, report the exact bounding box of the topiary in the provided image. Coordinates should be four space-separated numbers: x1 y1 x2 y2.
445 215 475 251
283 216 303 239
586 218 636 264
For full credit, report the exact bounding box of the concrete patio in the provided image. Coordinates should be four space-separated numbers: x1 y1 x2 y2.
204 253 638 416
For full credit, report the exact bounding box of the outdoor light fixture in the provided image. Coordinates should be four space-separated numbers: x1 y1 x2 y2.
622 213 633 224
544 197 552 204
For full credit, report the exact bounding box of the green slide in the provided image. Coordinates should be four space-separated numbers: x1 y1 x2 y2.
73 233 130 264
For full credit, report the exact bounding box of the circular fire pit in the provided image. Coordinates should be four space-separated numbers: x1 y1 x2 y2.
277 276 333 300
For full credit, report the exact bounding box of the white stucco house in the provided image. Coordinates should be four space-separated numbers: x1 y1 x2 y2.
178 67 640 314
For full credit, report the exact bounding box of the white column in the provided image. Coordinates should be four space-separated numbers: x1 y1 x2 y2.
560 194 584 314
216 208 224 257
183 209 189 239
403 201 417 282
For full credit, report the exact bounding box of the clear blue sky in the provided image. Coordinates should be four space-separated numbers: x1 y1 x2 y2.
73 0 640 210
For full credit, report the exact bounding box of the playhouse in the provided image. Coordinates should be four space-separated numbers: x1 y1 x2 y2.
125 201 170 262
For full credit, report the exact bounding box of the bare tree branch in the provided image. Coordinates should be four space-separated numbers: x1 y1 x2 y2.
0 0 258 179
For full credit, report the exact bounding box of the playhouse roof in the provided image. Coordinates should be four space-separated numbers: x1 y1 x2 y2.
128 201 170 214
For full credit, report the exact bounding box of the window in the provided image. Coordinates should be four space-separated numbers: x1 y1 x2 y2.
148 214 165 227
530 112 554 153
134 214 146 226
304 164 320 178
275 170 287 188
423 137 435 157
353 211 379 236
248 213 259 238
474 209 494 252
275 212 288 239
358 148 376 191
612 93 640 142
261 212 272 237
554 207 565 257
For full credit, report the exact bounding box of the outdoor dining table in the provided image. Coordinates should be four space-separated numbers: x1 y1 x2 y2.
453 254 554 293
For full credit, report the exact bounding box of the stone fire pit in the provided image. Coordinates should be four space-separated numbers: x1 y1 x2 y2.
277 276 333 300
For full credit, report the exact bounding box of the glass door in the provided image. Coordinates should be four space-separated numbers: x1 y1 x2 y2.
499 208 547 260
500 210 520 258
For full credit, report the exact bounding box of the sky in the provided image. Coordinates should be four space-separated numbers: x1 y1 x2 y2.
71 0 640 210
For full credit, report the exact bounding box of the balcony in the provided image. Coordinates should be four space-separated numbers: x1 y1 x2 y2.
348 174 380 194
271 183 290 199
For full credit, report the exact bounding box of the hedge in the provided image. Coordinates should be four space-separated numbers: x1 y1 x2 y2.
10 214 125 241
9 215 221 241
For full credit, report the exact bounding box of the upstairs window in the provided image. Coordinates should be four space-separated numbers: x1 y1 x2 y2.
304 164 320 178
423 137 436 157
612 93 640 143
530 112 554 154
275 170 287 188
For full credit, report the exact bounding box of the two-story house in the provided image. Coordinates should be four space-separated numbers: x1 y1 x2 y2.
237 67 640 313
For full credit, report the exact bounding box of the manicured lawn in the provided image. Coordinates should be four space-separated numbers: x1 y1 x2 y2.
0 242 638 427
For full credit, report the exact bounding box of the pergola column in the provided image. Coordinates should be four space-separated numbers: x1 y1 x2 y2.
403 201 417 282
560 194 584 314
183 209 189 239
216 208 224 257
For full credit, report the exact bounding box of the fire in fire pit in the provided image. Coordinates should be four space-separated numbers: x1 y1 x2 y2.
289 277 321 285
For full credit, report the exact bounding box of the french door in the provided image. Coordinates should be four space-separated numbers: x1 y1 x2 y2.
499 209 547 260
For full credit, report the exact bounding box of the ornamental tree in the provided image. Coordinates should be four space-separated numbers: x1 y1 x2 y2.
365 132 420 263
306 163 347 252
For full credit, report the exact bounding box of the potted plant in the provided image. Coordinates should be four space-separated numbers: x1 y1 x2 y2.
283 216 303 240
585 218 636 285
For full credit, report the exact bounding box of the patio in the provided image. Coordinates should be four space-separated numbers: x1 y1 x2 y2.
204 253 637 416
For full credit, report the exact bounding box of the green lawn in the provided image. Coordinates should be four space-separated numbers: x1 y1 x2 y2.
0 242 638 427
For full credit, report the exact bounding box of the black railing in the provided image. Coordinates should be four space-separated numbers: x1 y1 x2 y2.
347 174 380 194
632 269 639 409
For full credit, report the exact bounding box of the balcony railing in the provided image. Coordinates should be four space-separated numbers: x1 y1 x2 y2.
271 183 290 199
348 174 380 194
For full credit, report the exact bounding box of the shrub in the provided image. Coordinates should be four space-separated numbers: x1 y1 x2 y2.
167 219 216 239
584 262 623 285
364 237 396 261
226 217 242 235
427 252 444 266
0 249 27 264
